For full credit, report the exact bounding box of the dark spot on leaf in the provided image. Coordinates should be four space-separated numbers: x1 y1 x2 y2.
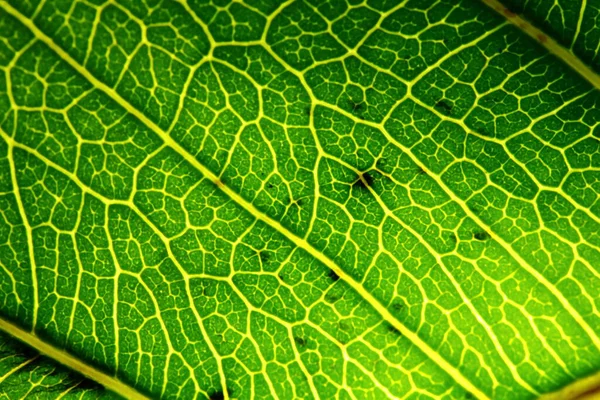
328 269 340 282
353 171 374 190
291 198 304 207
363 171 374 186
473 231 490 241
391 300 405 312
325 291 340 303
267 183 274 190
73 379 99 392
348 100 365 119
209 390 225 400
486 96 499 105
353 179 367 190
259 251 270 263
386 322 402 336
434 100 453 113
447 233 457 242
464 392 474 399
469 204 481 213
415 166 427 176
305 106 311 116
294 336 306 347
278 273 285 282
338 321 349 331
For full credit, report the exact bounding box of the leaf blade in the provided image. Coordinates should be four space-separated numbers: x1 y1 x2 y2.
1 0 600 399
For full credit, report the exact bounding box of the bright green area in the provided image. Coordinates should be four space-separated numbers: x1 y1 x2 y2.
0 0 599 399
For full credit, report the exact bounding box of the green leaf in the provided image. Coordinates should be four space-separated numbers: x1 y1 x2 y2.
0 321 120 399
0 0 599 399
499 0 600 75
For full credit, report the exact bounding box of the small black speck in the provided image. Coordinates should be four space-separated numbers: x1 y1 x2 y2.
485 96 499 105
294 336 306 347
353 171 374 190
325 292 340 303
391 300 404 312
348 100 365 117
415 167 427 176
278 273 285 282
353 179 367 190
209 390 225 400
363 171 374 186
435 100 453 113
267 183 274 189
385 322 402 336
469 204 481 213
73 379 99 391
328 269 340 282
259 251 270 263
473 231 490 241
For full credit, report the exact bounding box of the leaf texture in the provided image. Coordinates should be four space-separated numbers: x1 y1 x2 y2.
501 0 600 74
0 0 599 399
0 329 118 399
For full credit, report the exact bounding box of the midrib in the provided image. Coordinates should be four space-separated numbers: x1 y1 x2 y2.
0 316 149 400
480 0 600 91
0 3 490 399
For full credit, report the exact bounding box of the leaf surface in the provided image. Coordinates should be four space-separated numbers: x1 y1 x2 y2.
0 0 599 399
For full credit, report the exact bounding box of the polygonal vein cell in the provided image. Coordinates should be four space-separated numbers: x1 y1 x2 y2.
0 1 600 400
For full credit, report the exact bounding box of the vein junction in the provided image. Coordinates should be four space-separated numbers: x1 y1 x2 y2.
0 1 599 399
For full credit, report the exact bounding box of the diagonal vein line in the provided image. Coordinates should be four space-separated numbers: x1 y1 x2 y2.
0 317 150 400
480 0 600 91
0 3 492 399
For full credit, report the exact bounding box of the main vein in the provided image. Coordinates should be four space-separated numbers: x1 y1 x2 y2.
480 0 600 91
0 316 150 400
